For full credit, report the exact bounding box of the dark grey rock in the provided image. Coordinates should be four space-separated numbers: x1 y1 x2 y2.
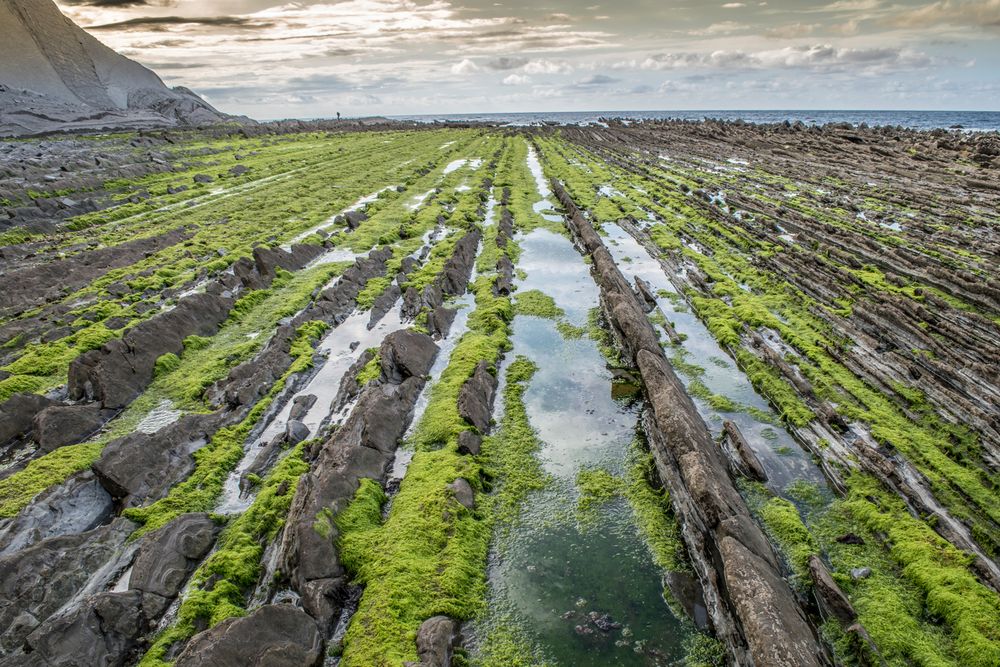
289 394 317 421
174 604 323 667
129 513 218 600
285 419 310 444
457 430 481 456
457 360 497 433
448 478 475 510
33 404 110 452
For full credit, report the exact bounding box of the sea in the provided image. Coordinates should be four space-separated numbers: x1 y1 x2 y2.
390 109 1000 132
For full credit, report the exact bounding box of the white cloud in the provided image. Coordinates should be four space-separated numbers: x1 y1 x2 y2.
689 21 749 35
723 2 746 7
502 73 530 85
523 58 574 74
451 58 479 74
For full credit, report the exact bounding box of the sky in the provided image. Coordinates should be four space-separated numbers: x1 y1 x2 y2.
56 0 1000 119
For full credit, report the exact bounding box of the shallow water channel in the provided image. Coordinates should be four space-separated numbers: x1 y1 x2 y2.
601 223 828 494
474 227 690 666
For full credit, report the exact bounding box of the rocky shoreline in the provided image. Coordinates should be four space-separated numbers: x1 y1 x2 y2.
0 122 996 666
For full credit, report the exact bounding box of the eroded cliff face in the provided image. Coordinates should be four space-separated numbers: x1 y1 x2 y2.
0 0 239 136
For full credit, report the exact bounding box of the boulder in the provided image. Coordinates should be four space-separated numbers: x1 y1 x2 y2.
174 604 323 667
285 419 310 445
407 616 457 667
457 430 481 456
457 360 497 433
20 590 157 667
289 394 317 421
448 478 475 510
380 330 438 384
0 393 55 446
33 404 110 452
0 519 134 652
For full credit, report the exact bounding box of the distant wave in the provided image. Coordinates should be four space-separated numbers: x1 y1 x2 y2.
390 109 1000 132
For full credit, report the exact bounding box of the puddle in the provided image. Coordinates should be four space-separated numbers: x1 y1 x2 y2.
526 146 563 223
135 399 182 434
474 228 690 665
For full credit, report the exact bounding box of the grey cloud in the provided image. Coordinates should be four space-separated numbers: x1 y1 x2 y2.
61 0 172 6
88 15 272 30
484 57 529 70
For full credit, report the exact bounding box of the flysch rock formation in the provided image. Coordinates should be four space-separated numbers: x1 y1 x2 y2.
0 0 244 136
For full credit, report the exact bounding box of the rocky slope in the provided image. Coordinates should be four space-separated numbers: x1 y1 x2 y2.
0 0 240 136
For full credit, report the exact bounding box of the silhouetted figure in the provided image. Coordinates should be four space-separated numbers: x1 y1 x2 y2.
337 112 341 120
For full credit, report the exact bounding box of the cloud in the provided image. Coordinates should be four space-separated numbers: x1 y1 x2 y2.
484 56 528 70
885 0 1000 28
502 74 530 85
573 74 619 86
689 21 749 36
523 59 573 74
60 0 171 6
451 58 479 74
89 15 269 30
641 44 933 73
764 23 817 38
722 2 746 6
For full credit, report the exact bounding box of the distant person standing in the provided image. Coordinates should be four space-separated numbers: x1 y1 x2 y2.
337 112 341 120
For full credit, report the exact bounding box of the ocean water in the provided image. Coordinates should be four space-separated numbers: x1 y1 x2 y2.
391 109 1000 132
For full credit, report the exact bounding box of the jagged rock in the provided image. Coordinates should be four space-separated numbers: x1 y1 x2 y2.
69 292 233 409
18 590 157 667
207 325 295 409
494 255 514 296
32 404 110 452
721 420 767 482
280 335 438 629
633 276 658 312
174 604 323 667
457 360 497 433
253 244 324 282
380 329 438 383
193 174 214 184
809 555 856 624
